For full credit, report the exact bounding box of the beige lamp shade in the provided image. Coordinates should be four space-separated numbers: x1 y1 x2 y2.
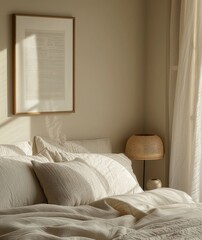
125 134 164 161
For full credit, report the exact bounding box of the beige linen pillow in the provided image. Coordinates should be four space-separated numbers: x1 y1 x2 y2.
32 154 143 206
32 159 108 206
0 141 33 156
34 136 112 155
0 155 48 209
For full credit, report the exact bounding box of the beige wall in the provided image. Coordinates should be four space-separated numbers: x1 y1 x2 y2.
0 0 145 153
0 0 171 186
144 0 170 186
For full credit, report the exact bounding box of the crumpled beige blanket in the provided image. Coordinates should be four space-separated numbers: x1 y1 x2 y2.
0 188 200 240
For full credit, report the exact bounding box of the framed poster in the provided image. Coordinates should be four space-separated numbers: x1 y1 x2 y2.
13 14 75 114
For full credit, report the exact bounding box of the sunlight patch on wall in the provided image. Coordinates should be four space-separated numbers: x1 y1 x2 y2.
16 34 40 113
0 48 31 143
0 117 31 144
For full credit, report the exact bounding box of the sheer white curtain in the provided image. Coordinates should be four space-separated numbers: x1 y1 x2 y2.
169 0 202 202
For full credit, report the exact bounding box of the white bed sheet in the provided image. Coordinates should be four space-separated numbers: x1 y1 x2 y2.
0 188 201 240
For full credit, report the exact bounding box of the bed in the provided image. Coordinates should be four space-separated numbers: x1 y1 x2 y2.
0 136 202 240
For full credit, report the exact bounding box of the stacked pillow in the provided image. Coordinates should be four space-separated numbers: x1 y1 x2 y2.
34 136 134 174
32 154 143 206
0 142 48 209
33 136 143 206
0 137 143 209
34 136 112 155
0 141 33 156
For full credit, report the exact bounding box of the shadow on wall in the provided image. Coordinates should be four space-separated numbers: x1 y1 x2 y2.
44 115 66 141
0 49 8 121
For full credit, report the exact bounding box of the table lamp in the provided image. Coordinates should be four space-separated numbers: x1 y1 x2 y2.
125 134 164 189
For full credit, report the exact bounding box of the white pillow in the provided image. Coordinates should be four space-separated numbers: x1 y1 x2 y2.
0 155 49 209
0 141 32 156
41 148 134 173
32 156 143 206
4 154 50 163
39 148 140 183
34 136 112 154
102 153 134 175
36 148 54 162
65 138 112 153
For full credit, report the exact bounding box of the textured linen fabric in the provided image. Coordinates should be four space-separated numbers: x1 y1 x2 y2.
64 138 112 153
0 141 32 156
0 188 198 240
34 136 112 154
32 159 108 205
32 156 143 206
102 153 133 174
39 149 142 192
52 153 134 174
41 147 133 169
1 155 50 163
169 0 202 202
0 155 49 209
123 209 202 239
42 149 141 186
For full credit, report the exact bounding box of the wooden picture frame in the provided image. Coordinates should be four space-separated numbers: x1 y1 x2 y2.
13 14 75 114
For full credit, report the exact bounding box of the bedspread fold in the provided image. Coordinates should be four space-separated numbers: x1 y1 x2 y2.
0 188 201 240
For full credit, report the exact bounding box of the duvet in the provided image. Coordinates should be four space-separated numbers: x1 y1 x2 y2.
0 188 202 240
